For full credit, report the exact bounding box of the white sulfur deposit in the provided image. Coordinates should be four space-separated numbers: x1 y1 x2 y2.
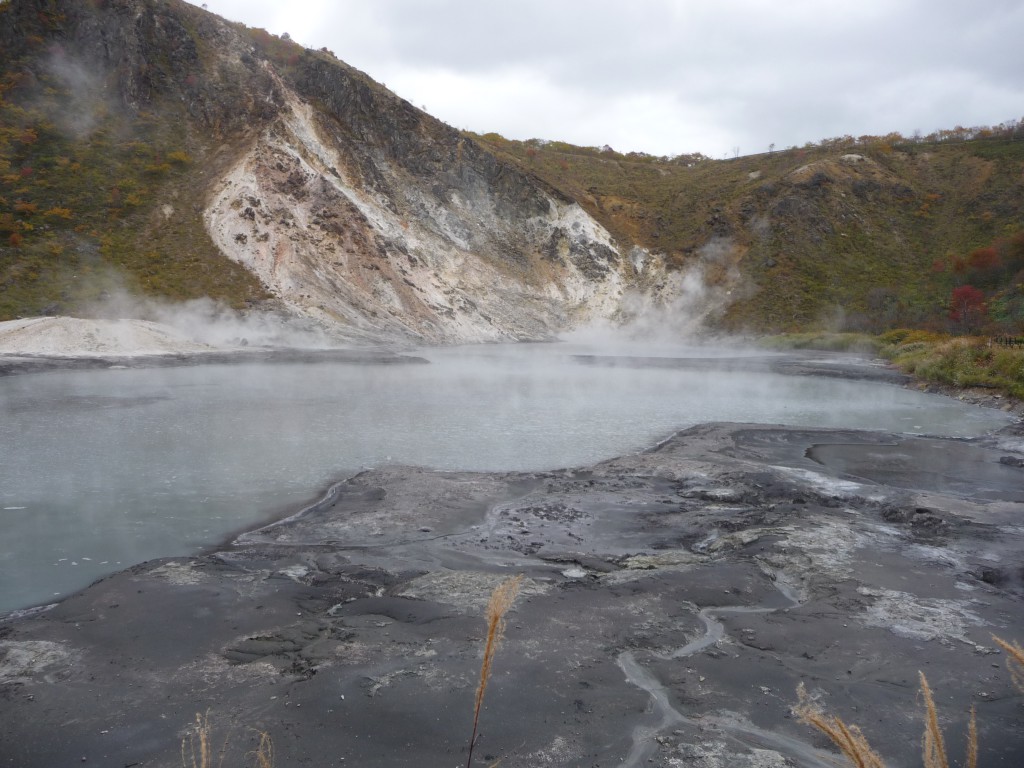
203 91 647 344
0 317 216 357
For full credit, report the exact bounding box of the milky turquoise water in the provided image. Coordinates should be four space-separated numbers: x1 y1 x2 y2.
0 343 1010 614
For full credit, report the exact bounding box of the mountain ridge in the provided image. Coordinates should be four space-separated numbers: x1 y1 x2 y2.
474 131 1024 333
2 0 1023 340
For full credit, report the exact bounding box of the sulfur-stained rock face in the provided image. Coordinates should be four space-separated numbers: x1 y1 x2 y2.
203 85 637 343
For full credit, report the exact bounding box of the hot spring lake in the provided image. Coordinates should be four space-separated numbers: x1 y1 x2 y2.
0 342 1011 614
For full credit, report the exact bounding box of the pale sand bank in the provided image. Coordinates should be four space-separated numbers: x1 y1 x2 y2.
0 316 218 357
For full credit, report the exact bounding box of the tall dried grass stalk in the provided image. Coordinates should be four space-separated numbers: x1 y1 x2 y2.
919 671 949 768
794 683 886 768
992 635 1024 692
795 673 980 768
466 574 524 768
965 706 977 768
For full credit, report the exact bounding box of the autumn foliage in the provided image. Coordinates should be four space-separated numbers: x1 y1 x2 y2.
949 285 985 331
968 246 999 273
933 229 1024 334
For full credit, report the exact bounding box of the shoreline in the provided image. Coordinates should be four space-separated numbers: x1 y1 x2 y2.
1 344 1019 620
0 345 428 377
2 418 1023 767
907 377 1024 418
2 345 1022 766
5 341 1021 419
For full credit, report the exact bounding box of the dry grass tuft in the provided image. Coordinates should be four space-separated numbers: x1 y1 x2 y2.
919 670 978 768
466 574 525 768
795 672 980 768
250 731 274 768
181 712 273 768
793 683 886 768
992 635 1024 692
181 711 227 768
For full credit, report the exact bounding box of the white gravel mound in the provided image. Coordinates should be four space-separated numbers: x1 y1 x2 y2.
0 316 217 357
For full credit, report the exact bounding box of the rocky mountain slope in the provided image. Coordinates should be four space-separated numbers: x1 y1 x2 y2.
476 133 1024 333
2 0 1023 341
0 0 673 343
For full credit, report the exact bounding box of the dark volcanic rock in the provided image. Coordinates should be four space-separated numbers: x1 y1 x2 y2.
0 0 283 133
2 423 1024 768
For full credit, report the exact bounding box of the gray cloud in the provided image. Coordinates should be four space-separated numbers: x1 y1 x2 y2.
190 0 1024 157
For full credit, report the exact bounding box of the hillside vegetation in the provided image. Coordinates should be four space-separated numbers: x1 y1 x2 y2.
764 329 1024 401
472 131 1024 334
0 0 270 318
1 0 1023 340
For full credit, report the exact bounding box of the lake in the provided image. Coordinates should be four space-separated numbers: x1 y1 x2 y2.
0 342 1010 614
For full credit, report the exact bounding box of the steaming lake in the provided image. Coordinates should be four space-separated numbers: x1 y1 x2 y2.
0 343 1011 614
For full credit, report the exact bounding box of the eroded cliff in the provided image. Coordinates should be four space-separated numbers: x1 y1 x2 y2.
1 0 677 342
204 81 640 342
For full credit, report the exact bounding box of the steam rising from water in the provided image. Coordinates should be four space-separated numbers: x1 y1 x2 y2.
144 297 341 349
85 289 347 350
571 237 747 345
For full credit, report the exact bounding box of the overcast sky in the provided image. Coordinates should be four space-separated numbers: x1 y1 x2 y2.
186 0 1024 159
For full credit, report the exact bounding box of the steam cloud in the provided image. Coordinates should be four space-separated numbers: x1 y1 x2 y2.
85 287 345 350
566 237 748 347
43 48 108 140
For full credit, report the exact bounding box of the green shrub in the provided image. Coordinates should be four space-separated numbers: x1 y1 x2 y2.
884 336 1024 398
763 330 1024 400
759 332 880 354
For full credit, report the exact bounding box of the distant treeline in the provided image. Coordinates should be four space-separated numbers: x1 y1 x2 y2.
475 117 1024 165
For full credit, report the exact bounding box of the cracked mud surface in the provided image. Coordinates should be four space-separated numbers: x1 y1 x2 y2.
2 422 1024 767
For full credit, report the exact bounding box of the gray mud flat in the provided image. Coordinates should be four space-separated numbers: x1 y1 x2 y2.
2 422 1024 767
